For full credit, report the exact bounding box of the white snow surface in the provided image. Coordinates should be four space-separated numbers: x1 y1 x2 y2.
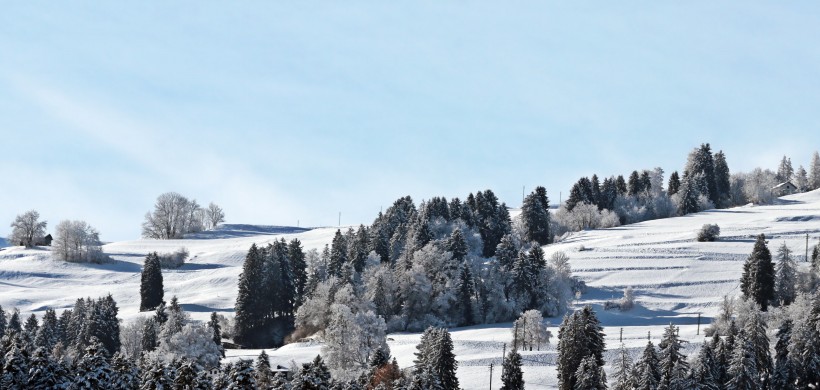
3 190 820 389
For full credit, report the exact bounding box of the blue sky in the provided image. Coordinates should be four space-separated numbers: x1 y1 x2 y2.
2 2 820 242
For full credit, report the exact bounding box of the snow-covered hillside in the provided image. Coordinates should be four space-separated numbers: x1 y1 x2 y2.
2 190 820 389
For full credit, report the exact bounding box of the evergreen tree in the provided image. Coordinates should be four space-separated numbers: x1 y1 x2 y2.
634 341 660 390
740 234 775 310
726 337 760 390
667 171 681 196
772 319 796 390
207 312 224 357
500 349 524 390
677 171 700 215
495 234 518 271
24 313 38 338
615 175 628 195
27 346 67 389
795 165 809 192
289 238 308 307
255 350 273 389
72 338 113 390
590 175 602 207
413 327 459 390
521 187 551 245
34 308 58 352
714 151 731 207
574 355 606 390
0 305 6 339
455 265 475 327
234 244 265 347
348 225 369 274
775 242 797 306
291 355 332 390
110 352 140 390
739 300 772 388
1 344 29 389
140 359 170 390
610 343 634 390
141 317 158 353
657 323 688 390
447 228 468 263
328 230 348 277
810 151 820 190
7 308 22 334
628 170 642 196
227 359 256 390
556 306 606 390
690 341 720 390
600 177 618 211
140 252 164 312
776 155 794 183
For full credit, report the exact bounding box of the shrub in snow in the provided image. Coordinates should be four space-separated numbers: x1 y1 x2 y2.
157 247 189 269
619 286 635 311
149 323 222 370
697 224 721 242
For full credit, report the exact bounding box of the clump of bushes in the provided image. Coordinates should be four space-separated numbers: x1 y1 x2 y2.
697 224 721 242
158 247 189 268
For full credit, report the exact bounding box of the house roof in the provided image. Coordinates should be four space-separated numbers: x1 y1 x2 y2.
773 182 796 189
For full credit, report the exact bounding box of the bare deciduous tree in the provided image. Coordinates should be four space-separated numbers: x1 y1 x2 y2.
52 220 107 263
204 202 225 230
142 192 206 239
9 210 47 247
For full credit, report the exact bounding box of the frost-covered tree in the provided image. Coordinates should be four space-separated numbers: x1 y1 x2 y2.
727 336 760 390
1 343 29 388
151 323 221 370
141 192 206 239
556 306 605 390
203 202 225 230
72 339 113 390
52 220 108 263
740 234 775 310
772 319 796 390
140 358 170 390
795 165 809 192
689 341 719 390
207 312 224 358
777 155 794 184
574 355 606 390
110 352 140 390
657 323 688 390
610 343 634 390
512 310 551 351
34 308 59 351
321 304 389 382
27 346 69 389
775 242 798 306
291 355 332 390
413 327 458 390
227 359 256 390
8 209 47 247
810 151 820 190
633 340 660 390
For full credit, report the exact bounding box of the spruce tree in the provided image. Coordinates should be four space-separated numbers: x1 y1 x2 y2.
714 151 731 207
255 350 273 388
772 319 796 390
775 242 797 306
521 187 551 245
140 359 170 390
500 349 524 390
73 338 113 390
495 234 518 271
328 230 348 277
234 244 265 347
26 347 64 389
667 171 681 196
0 305 6 338
628 170 642 196
289 238 308 307
139 252 164 312
448 228 468 262
690 341 719 390
556 306 605 390
634 340 660 390
34 308 58 351
227 359 256 390
615 175 628 195
740 234 775 310
455 265 475 327
1 344 29 389
208 312 224 357
727 337 760 390
658 323 688 390
291 355 331 390
573 355 606 390
110 352 140 390
610 343 634 390
141 317 158 353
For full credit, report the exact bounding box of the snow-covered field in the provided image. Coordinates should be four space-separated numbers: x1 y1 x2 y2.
2 191 820 389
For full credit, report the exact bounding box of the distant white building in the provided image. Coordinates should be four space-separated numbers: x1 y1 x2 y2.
772 181 798 196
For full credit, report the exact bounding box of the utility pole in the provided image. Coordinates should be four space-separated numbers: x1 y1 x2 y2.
619 328 623 343
502 343 506 367
807 233 811 263
523 185 525 203
489 363 493 390
697 313 701 335
338 212 341 227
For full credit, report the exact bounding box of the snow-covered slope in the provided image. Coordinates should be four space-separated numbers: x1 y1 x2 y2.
2 190 820 389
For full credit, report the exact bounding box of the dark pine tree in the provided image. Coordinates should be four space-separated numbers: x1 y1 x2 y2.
448 228 468 263
288 238 308 307
628 170 643 196
574 355 606 390
455 265 476 327
328 230 348 277
657 323 688 389
667 171 681 196
495 234 519 271
772 319 796 390
234 244 265 347
714 151 731 207
615 175 628 195
139 252 164 312
208 312 225 357
556 306 606 390
500 349 524 390
522 187 551 245
590 175 602 207
634 340 660 390
740 234 775 311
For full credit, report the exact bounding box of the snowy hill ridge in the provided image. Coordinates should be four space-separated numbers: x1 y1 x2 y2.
1 190 820 388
